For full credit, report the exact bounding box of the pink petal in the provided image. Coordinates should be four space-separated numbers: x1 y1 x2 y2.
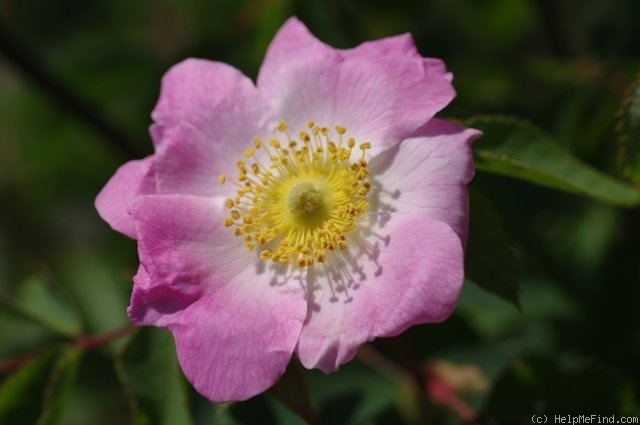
94 156 155 239
153 123 231 198
296 213 465 372
128 264 195 327
370 119 481 246
257 17 455 154
129 194 249 295
169 273 306 402
128 194 307 401
127 193 241 328
150 59 272 195
348 32 419 58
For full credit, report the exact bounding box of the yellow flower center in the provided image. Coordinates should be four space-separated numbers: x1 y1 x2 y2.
219 121 371 268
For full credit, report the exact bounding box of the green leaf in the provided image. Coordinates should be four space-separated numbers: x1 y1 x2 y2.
0 351 58 425
465 115 640 207
465 188 520 308
0 301 57 358
251 0 293 60
117 328 193 425
616 72 640 186
307 362 402 425
37 347 82 425
268 359 319 425
227 395 309 425
61 254 129 352
16 276 82 337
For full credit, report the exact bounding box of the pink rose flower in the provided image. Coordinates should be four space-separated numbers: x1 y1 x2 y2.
95 17 480 402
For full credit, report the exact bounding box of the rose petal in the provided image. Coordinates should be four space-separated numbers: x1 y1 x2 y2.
128 193 307 401
153 123 232 198
127 264 200 327
130 194 249 293
168 269 306 402
257 17 455 153
370 119 481 245
128 194 241 326
295 213 464 372
150 59 271 194
95 156 155 239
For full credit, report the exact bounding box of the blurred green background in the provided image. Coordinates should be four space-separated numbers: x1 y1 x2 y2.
0 0 639 424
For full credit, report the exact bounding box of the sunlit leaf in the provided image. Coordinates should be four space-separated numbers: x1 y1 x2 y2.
466 188 520 308
466 115 640 206
116 328 193 425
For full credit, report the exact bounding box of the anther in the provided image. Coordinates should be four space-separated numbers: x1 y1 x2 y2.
222 121 371 268
259 249 273 260
269 138 281 148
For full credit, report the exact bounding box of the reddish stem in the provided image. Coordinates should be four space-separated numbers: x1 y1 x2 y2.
0 323 136 374
74 323 136 351
0 352 39 374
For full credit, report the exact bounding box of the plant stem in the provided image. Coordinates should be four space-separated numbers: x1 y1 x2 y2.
74 323 136 351
0 323 136 374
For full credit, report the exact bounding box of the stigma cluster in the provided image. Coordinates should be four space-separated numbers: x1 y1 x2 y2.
219 121 372 268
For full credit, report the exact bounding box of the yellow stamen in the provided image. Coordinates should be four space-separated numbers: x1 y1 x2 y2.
220 122 371 268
